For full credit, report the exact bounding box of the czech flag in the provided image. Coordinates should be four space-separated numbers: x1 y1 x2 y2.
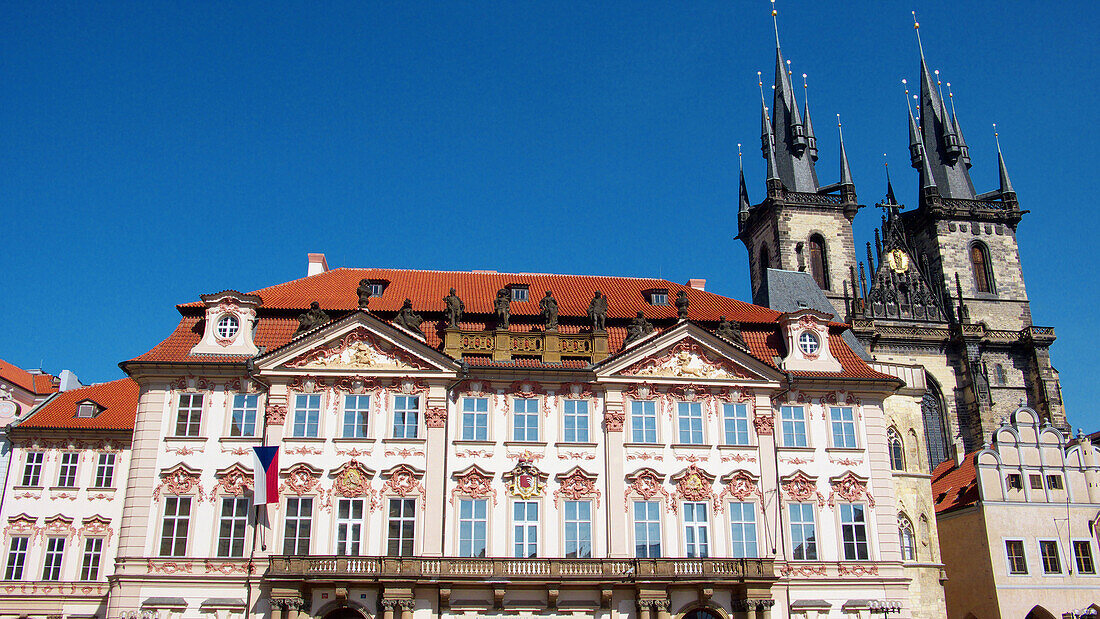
253 446 280 505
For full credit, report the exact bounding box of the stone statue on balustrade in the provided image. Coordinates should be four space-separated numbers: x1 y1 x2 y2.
588 291 607 332
443 288 464 328
540 291 559 330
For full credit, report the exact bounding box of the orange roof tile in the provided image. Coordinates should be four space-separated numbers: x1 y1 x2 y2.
0 359 58 395
17 379 138 431
930 452 980 514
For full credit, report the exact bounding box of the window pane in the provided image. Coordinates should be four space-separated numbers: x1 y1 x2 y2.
513 398 539 442
631 401 657 444
729 502 758 558
1073 541 1095 575
462 397 488 441
458 499 488 557
564 500 592 558
293 394 321 438
1040 540 1061 574
723 404 750 446
564 400 589 443
393 396 419 439
678 402 704 445
176 393 204 437
781 406 808 448
633 501 661 558
343 395 371 438
387 498 416 556
217 497 250 557
830 407 857 449
231 394 259 437
788 503 817 560
283 497 312 555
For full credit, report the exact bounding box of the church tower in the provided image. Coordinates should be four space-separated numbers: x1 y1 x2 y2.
738 7 862 311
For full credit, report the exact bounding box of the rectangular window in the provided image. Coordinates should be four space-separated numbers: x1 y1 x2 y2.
633 501 661 558
387 498 416 557
336 499 364 556
176 393 204 436
292 394 321 438
217 497 250 557
1046 475 1063 490
458 499 488 557
839 504 870 560
342 395 370 438
631 401 658 444
1040 540 1062 574
392 396 419 439
230 394 259 437
1006 540 1028 574
563 400 589 443
728 502 758 558
21 452 44 487
80 538 104 580
683 502 709 558
93 453 116 488
1029 474 1044 490
781 406 808 448
1073 540 1096 575
563 500 592 558
723 403 750 446
42 537 65 581
511 287 529 302
461 397 488 441
57 452 79 488
677 402 704 444
513 398 539 442
283 497 312 555
160 497 191 557
829 407 858 448
513 501 539 558
4 537 28 580
1007 474 1023 490
788 503 817 560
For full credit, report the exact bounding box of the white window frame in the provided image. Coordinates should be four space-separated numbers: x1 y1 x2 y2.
798 331 820 355
282 497 313 555
392 395 419 439
175 392 204 437
80 537 104 581
512 398 539 442
21 451 44 487
386 497 417 557
562 399 590 443
728 501 758 558
682 501 709 558
292 394 322 438
563 500 592 558
723 403 751 446
216 496 250 557
93 453 116 489
335 498 365 556
42 537 65 581
512 500 539 558
633 500 662 558
510 287 529 302
838 503 870 561
461 397 489 441
230 394 260 437
780 405 808 448
677 402 705 445
1072 538 1097 576
457 498 488 557
1004 538 1028 575
215 314 239 339
4 536 29 580
1038 538 1064 575
57 452 79 488
788 502 817 561
160 496 192 557
342 394 371 439
630 400 658 444
829 406 858 449
898 517 916 561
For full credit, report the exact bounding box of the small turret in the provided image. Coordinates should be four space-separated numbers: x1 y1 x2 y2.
837 114 856 204
759 74 782 194
803 74 818 162
994 125 1016 200
905 80 922 168
947 82 971 167
738 143 752 225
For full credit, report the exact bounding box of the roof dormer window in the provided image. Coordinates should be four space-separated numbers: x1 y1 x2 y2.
644 289 669 306
509 285 529 302
75 401 100 418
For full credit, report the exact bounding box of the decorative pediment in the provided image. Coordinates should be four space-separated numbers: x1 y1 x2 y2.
450 465 496 505
624 340 750 380
781 470 825 506
79 515 114 544
209 463 253 500
624 468 670 509
829 471 875 507
330 461 375 498
670 464 716 510
595 323 779 383
5 514 38 541
554 467 601 507
280 463 323 496
503 459 547 499
719 470 762 508
378 464 426 508
43 514 77 539
153 464 204 502
287 328 431 371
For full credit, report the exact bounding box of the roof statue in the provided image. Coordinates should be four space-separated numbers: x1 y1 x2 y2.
715 316 746 346
494 288 511 330
624 311 654 345
675 291 689 320
539 291 558 331
394 299 424 334
297 301 331 334
356 279 372 310
587 291 607 332
443 288 464 328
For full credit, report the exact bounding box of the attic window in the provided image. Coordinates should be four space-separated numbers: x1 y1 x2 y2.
365 279 389 297
645 289 669 306
75 402 100 418
509 285 529 302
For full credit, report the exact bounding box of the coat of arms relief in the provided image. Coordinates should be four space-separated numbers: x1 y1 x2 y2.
626 341 747 380
287 328 427 371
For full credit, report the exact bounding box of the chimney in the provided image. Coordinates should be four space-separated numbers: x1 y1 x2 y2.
58 370 82 392
307 253 329 277
687 279 706 291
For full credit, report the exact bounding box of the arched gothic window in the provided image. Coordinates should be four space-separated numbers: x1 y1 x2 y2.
922 375 950 469
898 516 916 561
808 234 829 290
994 364 1007 385
758 244 771 284
888 428 905 471
970 242 995 294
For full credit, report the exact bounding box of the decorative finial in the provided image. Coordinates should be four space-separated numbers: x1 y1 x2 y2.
786 59 792 79
771 0 780 48
738 143 743 169
946 82 959 119
993 123 1001 152
912 10 925 58
902 78 916 120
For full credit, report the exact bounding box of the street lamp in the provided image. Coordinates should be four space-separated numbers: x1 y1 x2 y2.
870 600 903 617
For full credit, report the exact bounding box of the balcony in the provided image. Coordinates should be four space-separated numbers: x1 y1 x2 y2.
267 556 773 583
442 328 609 364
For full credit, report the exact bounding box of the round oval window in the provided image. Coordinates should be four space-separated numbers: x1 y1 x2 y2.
798 331 820 355
216 314 239 339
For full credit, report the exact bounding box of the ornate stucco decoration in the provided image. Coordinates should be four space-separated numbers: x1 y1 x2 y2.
503 460 547 499
671 464 717 512
287 328 429 371
450 465 496 505
153 464 204 503
171 375 216 392
425 407 447 428
561 382 596 399
79 515 114 545
752 411 775 435
265 403 288 425
717 470 762 511
280 463 324 498
781 470 825 506
624 468 670 511
603 408 625 432
828 471 875 507
288 376 327 393
624 382 662 401
4 514 38 543
553 467 601 507
378 464 426 509
332 376 378 394
626 341 748 379
331 461 376 500
209 463 253 501
42 515 77 541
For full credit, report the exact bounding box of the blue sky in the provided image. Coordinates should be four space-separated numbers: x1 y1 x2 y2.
2 2 1097 430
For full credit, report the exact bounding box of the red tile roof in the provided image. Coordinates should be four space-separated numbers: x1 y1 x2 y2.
930 452 980 514
17 379 138 431
0 359 58 395
129 268 892 381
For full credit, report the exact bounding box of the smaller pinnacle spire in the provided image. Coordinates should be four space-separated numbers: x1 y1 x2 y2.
803 73 818 161
994 124 1015 197
771 0 781 49
884 155 897 204
738 143 751 217
912 11 925 60
947 82 971 167
759 73 780 184
838 114 853 187
904 79 922 169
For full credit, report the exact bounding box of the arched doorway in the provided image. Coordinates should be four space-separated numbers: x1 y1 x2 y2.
322 608 366 619
682 609 722 619
1024 606 1056 619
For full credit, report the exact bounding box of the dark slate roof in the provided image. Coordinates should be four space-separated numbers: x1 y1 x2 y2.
758 269 872 362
